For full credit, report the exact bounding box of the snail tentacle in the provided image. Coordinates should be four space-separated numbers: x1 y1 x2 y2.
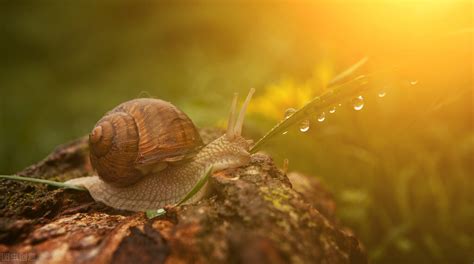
234 88 255 136
226 92 239 139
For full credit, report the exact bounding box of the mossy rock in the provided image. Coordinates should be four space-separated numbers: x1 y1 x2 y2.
0 134 366 263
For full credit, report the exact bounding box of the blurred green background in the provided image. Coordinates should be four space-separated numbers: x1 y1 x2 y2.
0 1 472 263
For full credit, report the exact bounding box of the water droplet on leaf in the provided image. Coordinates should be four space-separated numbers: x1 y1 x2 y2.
299 120 310 132
378 91 386 98
317 112 326 122
352 96 365 111
329 106 336 114
282 131 288 135
284 108 296 119
410 80 418 86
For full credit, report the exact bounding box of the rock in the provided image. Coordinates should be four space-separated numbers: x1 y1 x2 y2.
0 135 366 264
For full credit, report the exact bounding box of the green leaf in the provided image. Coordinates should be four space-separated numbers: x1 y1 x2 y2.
175 165 213 207
327 56 368 88
0 174 87 191
146 208 167 219
145 165 213 219
250 70 391 153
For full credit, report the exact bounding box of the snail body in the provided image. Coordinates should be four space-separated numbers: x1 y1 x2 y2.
67 90 254 211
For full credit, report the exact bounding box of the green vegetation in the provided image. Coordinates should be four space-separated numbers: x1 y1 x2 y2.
0 175 86 191
0 1 472 263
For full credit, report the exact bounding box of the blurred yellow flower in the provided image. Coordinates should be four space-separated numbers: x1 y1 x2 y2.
248 79 313 120
249 61 335 120
313 60 335 89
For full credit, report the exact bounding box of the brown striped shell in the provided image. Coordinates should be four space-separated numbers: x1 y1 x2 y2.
89 98 203 187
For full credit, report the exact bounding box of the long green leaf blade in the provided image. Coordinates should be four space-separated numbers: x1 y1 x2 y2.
327 56 368 88
0 174 87 191
145 165 213 219
250 72 384 153
146 208 167 219
175 165 213 207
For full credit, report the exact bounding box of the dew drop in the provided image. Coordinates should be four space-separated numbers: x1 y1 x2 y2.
410 80 418 86
284 108 296 119
378 91 386 98
329 106 336 114
352 96 365 111
317 112 326 122
299 120 310 132
282 131 288 135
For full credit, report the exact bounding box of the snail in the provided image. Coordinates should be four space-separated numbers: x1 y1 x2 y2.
0 64 383 213
65 89 255 212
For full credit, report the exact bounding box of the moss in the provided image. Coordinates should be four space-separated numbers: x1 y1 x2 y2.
260 186 299 222
1 142 366 262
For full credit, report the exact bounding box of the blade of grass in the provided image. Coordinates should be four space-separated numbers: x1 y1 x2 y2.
146 208 167 219
146 165 213 219
0 174 87 191
327 56 368 88
250 71 389 153
175 165 213 207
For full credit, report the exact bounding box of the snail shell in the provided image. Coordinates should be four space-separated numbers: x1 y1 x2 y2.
89 98 203 187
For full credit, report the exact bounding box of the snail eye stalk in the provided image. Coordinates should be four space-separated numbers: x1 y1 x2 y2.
226 93 239 139
234 88 255 137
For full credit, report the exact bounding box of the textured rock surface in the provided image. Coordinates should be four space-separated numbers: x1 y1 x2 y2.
0 134 366 264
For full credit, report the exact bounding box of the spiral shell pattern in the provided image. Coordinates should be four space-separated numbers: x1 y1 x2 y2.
89 98 203 187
